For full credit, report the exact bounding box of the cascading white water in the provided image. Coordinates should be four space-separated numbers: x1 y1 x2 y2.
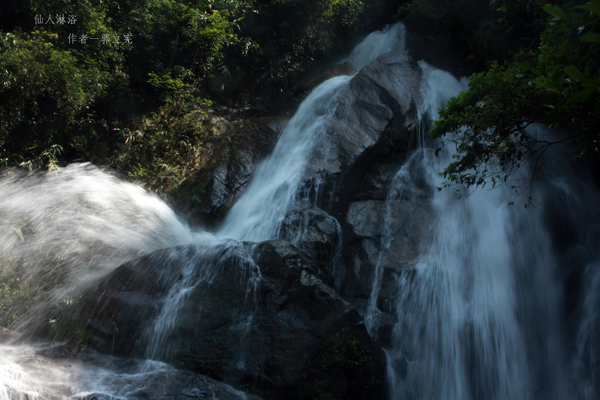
347 23 406 71
0 163 209 324
219 22 407 243
217 75 351 242
150 20 407 362
541 149 600 400
376 60 598 400
0 164 210 399
0 163 206 282
142 20 408 372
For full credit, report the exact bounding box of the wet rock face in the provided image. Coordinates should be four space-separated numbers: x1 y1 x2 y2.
340 197 433 301
280 205 343 287
347 199 432 266
75 52 429 400
79 243 257 357
185 52 423 232
79 240 387 400
306 52 422 183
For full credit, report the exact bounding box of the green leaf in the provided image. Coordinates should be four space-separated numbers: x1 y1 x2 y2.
566 87 597 104
565 65 584 81
575 1 600 16
531 76 561 93
543 4 566 19
580 31 600 43
581 77 600 88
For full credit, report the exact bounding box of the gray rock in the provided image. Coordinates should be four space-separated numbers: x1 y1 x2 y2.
341 197 433 300
306 52 422 182
347 200 387 239
280 205 344 287
352 164 400 201
181 120 280 225
79 240 387 399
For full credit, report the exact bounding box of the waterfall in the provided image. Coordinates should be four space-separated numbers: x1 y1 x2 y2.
218 22 407 242
378 60 600 400
0 164 208 399
217 75 351 242
347 23 406 71
211 27 409 363
1 18 599 400
0 163 208 327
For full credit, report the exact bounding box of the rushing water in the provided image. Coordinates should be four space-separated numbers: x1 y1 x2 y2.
217 23 409 242
347 22 406 71
377 59 600 400
0 163 204 284
218 75 352 242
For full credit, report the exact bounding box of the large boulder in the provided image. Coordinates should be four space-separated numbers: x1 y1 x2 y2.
304 51 422 196
180 53 423 236
334 154 435 343
78 240 387 400
340 196 432 296
296 54 426 306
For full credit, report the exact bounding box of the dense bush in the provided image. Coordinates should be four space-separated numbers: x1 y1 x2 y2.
0 0 383 192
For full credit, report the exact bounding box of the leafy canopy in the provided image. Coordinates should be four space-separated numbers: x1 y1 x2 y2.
430 0 600 200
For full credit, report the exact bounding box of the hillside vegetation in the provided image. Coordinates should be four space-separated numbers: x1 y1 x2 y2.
1 0 596 199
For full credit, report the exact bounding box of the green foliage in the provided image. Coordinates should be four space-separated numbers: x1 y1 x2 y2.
115 73 219 195
0 0 389 196
0 255 70 329
322 0 366 28
0 31 108 168
0 0 251 171
430 1 600 200
129 0 246 74
247 0 368 82
188 180 211 205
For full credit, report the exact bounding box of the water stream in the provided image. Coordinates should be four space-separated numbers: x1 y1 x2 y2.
377 58 600 400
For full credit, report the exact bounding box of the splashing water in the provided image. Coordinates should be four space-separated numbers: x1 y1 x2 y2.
0 164 210 397
0 22 411 398
0 164 209 324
